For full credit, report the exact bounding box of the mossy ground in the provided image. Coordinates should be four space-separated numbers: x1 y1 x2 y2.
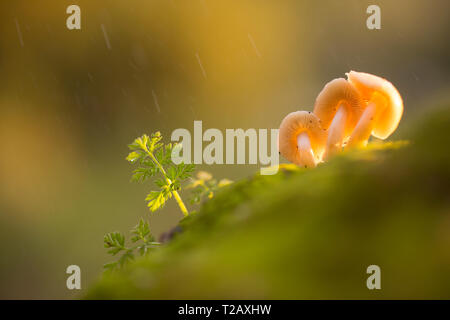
87 106 450 299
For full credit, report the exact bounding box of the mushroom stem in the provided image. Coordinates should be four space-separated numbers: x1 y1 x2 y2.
297 132 316 168
324 104 347 159
347 101 377 148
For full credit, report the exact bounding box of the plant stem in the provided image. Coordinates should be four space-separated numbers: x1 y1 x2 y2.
144 148 190 217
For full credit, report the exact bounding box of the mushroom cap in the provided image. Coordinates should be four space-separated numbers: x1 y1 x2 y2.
313 78 364 138
346 71 404 139
278 111 327 165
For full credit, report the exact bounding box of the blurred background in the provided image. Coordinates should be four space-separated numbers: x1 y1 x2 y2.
0 0 448 298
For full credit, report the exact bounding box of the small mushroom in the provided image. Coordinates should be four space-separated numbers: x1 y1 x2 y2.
346 71 404 147
313 78 364 158
278 111 327 168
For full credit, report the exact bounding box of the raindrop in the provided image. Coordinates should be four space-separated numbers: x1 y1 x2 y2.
152 90 161 113
14 18 24 47
101 24 111 50
248 33 262 58
195 53 207 79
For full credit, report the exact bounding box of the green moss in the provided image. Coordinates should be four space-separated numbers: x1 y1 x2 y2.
87 106 450 299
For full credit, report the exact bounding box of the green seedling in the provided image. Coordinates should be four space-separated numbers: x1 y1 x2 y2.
103 219 159 272
103 132 231 271
126 132 194 216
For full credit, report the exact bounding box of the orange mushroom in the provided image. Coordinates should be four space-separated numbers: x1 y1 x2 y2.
278 111 327 168
346 71 404 147
313 78 364 158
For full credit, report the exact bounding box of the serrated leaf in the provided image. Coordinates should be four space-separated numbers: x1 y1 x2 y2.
167 166 177 180
149 132 163 152
146 186 173 212
118 250 134 267
103 232 126 251
117 233 125 246
155 143 174 166
133 135 149 151
178 163 195 179
128 143 139 151
103 262 118 271
131 167 157 182
154 178 166 188
107 247 123 256
145 191 159 202
147 192 165 211
131 219 151 241
126 151 141 162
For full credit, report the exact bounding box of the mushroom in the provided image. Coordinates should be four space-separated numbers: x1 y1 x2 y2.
313 78 364 158
346 71 404 147
278 111 327 168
